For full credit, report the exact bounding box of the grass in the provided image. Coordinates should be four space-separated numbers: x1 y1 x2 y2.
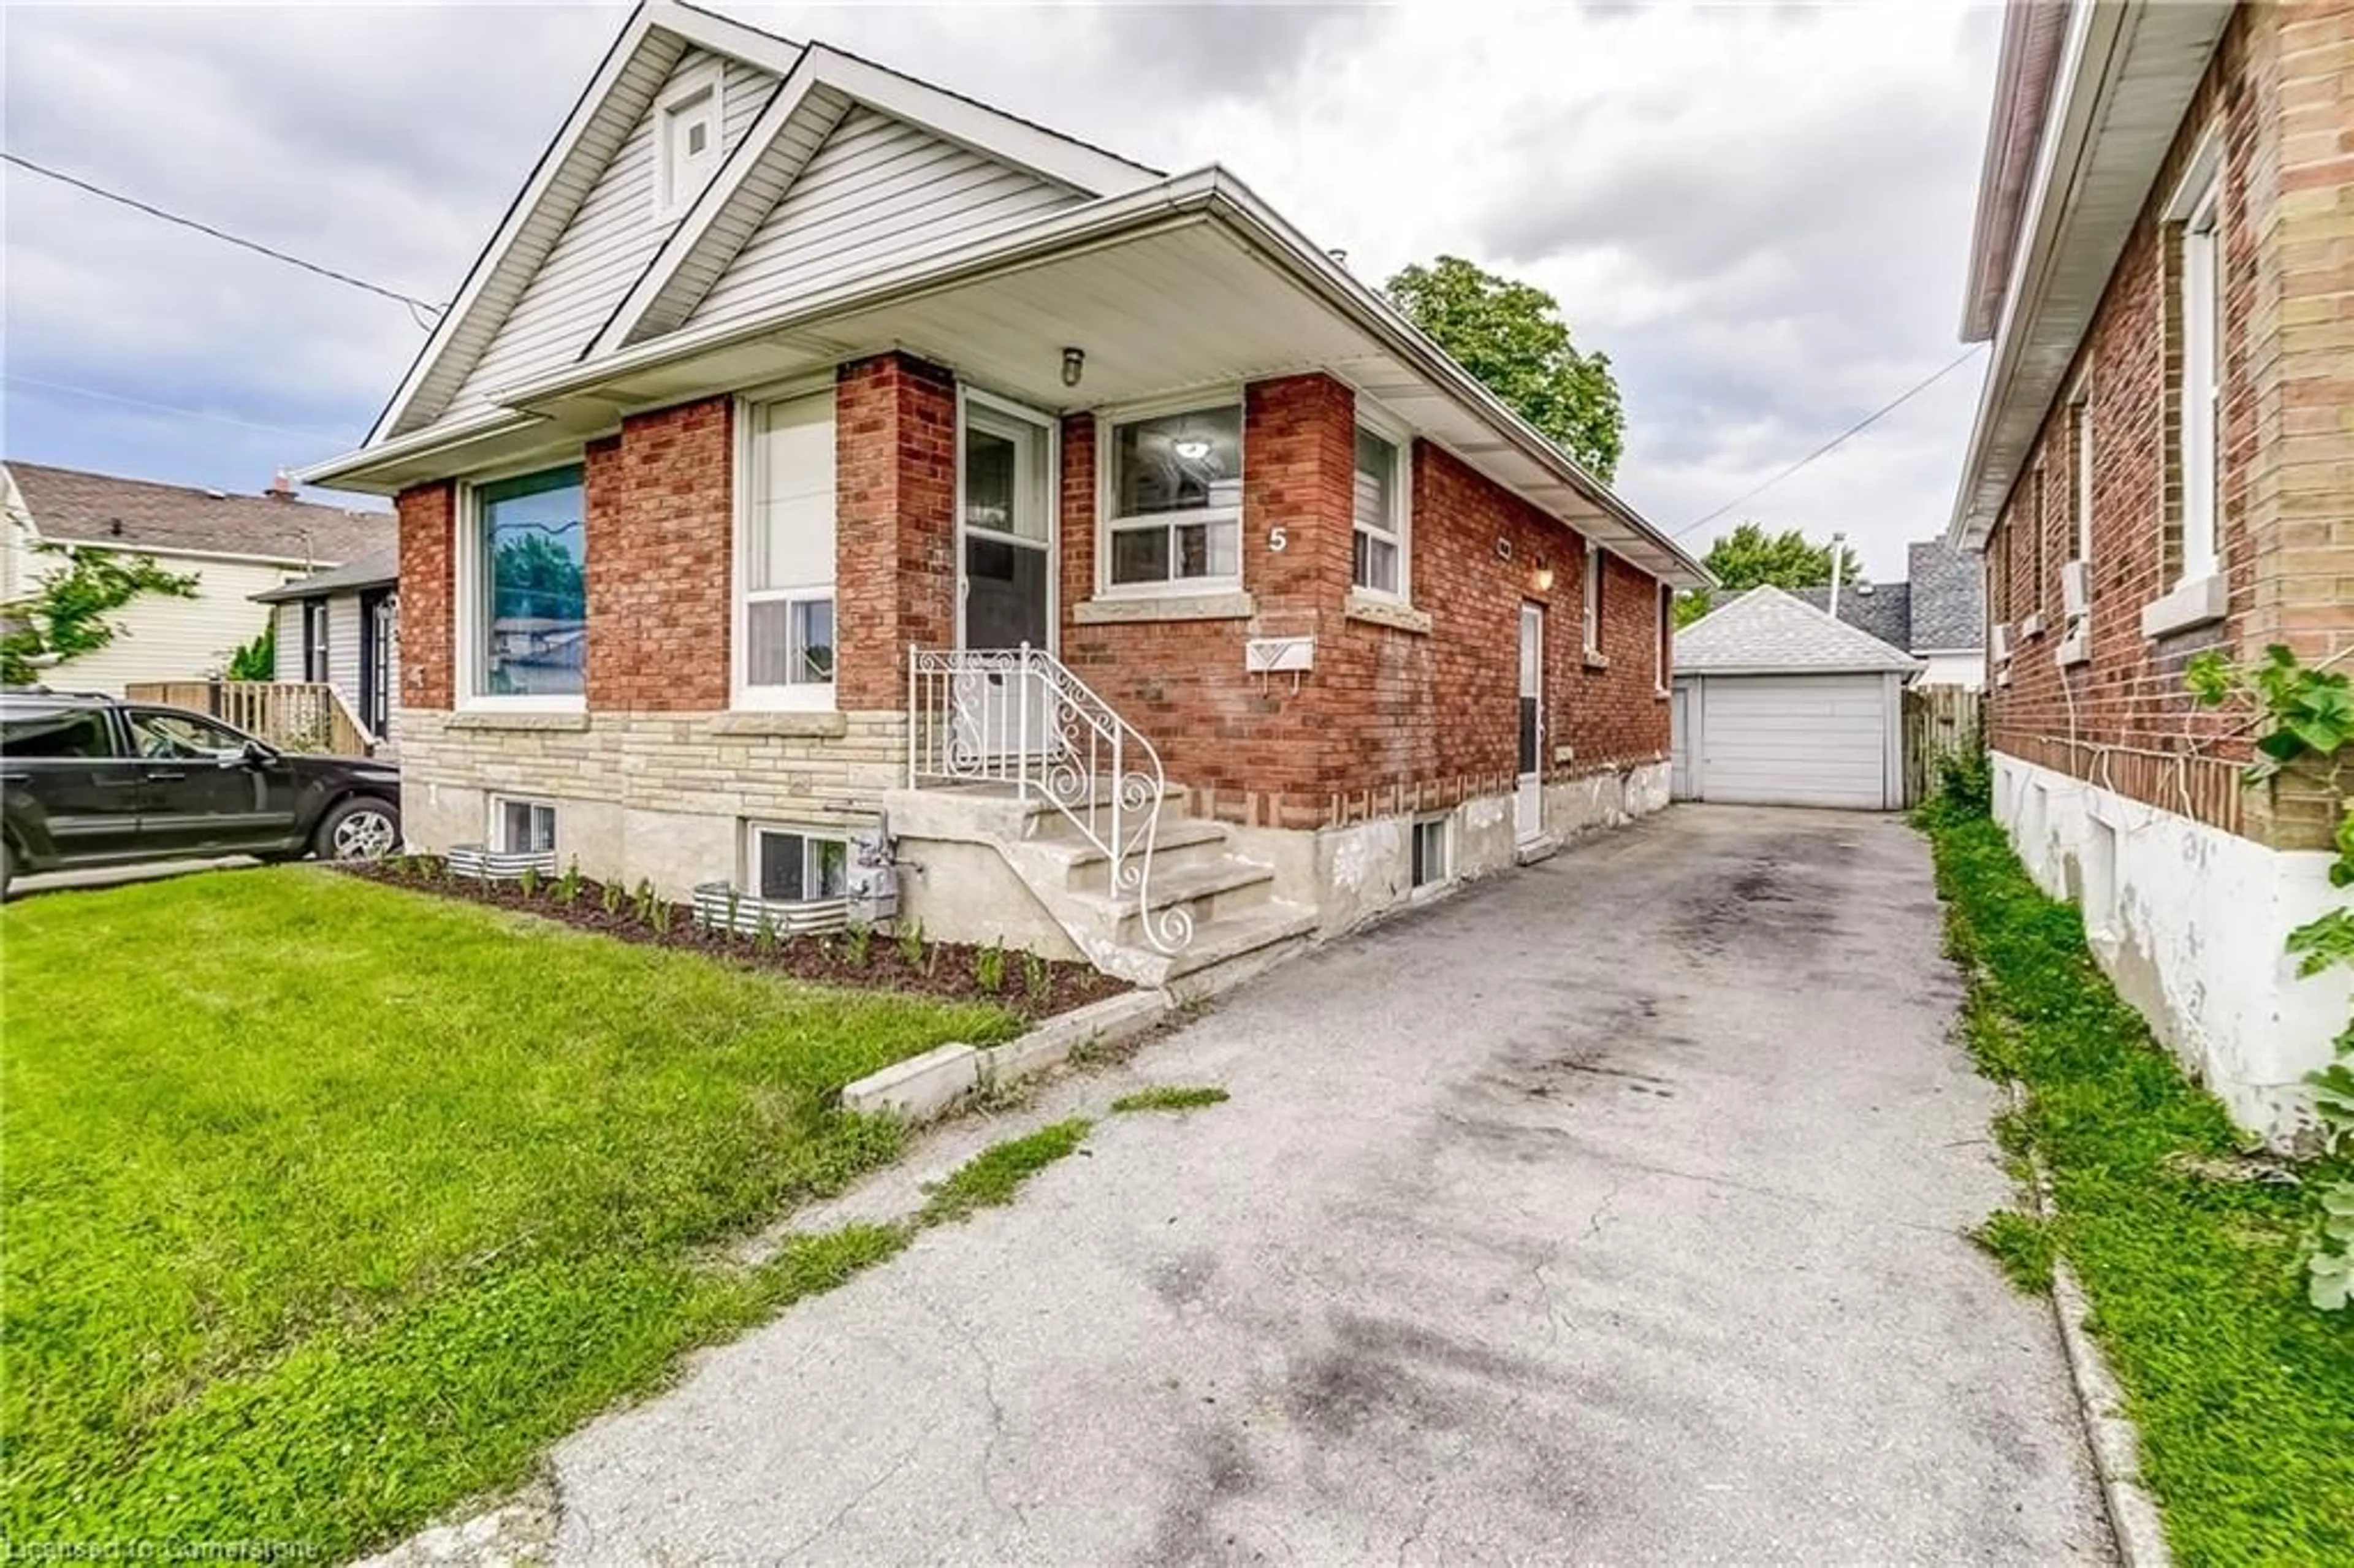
1922 804 2354 1564
918 1119 1091 1225
1969 1209 2055 1295
1 868 1020 1555
1110 1085 1230 1114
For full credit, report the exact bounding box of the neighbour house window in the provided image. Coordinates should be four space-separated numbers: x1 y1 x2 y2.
748 824 848 903
496 798 557 854
1103 403 1243 589
1582 547 1605 656
302 598 330 684
2030 463 2047 625
740 390 837 704
1350 427 1406 598
655 69 722 219
472 465 586 701
1410 816 1450 889
2177 172 2222 585
2068 379 2094 567
1656 584 1673 691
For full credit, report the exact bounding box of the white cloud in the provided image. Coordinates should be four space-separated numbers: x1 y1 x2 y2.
1 0 1998 578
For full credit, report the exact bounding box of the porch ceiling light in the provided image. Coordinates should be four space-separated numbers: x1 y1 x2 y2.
1061 346 1085 387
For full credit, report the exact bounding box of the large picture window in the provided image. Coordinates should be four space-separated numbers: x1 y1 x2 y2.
1103 403 1242 588
741 391 837 704
475 465 585 699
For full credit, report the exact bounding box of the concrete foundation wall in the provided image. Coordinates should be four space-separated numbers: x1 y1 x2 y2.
1994 752 2345 1146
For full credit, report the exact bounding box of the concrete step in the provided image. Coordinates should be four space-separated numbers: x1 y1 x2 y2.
1070 856 1278 945
1045 818 1235 891
1156 903 1319 1002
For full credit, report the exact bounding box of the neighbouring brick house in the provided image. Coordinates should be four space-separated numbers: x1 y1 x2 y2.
306 1 1706 991
1949 0 2352 1142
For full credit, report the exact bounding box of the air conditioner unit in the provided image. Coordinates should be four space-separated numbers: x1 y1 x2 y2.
2061 559 2092 619
1992 622 2013 663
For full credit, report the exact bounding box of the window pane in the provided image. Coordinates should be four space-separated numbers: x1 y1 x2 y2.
131 712 246 760
1113 406 1241 519
1169 519 1236 580
1354 429 1396 536
500 801 554 854
747 597 835 687
2 711 112 758
1110 527 1170 585
812 837 847 899
964 536 1048 650
796 599 835 683
748 394 836 593
758 831 806 901
1354 532 1398 595
481 466 585 697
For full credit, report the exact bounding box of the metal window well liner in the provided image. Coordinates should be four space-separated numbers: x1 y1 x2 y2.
691 882 852 937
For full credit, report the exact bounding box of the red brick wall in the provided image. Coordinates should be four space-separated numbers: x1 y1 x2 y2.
585 396 732 711
834 352 957 710
1983 4 2295 841
1057 373 1669 827
394 480 454 710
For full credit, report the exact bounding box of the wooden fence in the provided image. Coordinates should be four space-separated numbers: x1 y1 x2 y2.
124 681 376 757
1903 685 1984 807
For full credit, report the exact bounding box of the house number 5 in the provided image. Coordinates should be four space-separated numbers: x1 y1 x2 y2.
1268 525 1288 552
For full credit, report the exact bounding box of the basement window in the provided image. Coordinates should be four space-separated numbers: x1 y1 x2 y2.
495 797 557 855
1410 816 1451 889
748 824 848 902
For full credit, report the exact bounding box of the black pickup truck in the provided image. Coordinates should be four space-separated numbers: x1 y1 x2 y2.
0 689 401 897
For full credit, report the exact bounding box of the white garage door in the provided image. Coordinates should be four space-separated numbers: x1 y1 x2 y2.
1696 674 1892 809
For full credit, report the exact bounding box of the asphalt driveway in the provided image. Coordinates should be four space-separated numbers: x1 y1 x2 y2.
550 805 2111 1564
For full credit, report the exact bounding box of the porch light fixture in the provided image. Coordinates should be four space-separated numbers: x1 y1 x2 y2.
1061 346 1085 387
1534 561 1555 593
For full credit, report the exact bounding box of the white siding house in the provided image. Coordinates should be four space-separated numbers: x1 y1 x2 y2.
1 462 393 695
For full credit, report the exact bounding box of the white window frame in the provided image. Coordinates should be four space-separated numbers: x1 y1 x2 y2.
653 62 724 223
743 821 850 904
733 379 839 713
1581 544 1606 658
455 460 588 715
1655 582 1672 696
2176 172 2222 587
302 598 331 685
1350 404 1412 604
1409 814 1452 891
492 796 558 855
1095 389 1245 599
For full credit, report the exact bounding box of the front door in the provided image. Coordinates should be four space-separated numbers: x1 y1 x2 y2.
1517 603 1545 842
954 395 1055 763
359 588 397 741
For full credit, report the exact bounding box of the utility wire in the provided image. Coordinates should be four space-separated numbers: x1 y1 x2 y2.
3 151 446 318
1672 344 1987 541
4 374 360 446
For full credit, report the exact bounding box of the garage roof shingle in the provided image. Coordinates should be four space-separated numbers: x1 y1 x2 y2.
1675 585 1924 676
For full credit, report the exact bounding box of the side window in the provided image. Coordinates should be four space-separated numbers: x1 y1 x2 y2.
1 709 116 759
127 710 249 761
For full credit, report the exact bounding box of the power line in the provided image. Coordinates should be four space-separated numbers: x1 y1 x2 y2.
4 374 359 445
1672 344 1987 541
2 151 446 318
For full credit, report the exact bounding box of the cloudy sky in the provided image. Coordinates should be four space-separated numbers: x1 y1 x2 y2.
2 1 1997 580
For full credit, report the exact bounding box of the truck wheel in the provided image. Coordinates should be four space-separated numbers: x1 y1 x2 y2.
315 797 401 862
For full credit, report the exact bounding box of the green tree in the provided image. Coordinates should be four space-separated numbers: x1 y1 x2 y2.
1382 255 1625 482
1 544 200 685
224 620 276 681
1675 522 1865 626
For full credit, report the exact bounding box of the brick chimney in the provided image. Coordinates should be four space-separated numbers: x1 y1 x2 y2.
267 466 297 501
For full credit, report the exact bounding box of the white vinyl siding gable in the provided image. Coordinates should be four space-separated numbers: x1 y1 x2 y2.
41 552 291 695
686 107 1083 336
441 49 774 422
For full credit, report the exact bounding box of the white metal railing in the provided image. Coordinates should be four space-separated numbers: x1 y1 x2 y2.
907 642 1192 953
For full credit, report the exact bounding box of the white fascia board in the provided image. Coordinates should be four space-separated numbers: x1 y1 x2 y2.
363 6 663 447
655 0 804 74
300 409 550 492
1946 0 2231 550
591 39 1160 357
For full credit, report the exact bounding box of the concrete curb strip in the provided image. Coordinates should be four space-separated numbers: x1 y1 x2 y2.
840 989 1171 1121
2008 1081 2173 1568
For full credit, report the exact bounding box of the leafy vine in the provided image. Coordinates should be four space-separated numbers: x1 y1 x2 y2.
2187 644 2354 1309
0 542 200 687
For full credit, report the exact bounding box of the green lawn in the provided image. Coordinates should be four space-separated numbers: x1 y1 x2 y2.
2 867 1018 1553
1923 806 2354 1565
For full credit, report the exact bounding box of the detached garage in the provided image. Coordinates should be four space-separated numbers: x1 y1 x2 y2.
1670 585 1921 810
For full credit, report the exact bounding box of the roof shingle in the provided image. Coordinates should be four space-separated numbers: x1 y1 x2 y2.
1675 585 1924 675
5 461 392 566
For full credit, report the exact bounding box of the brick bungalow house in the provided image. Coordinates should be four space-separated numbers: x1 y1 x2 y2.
1949 0 2352 1141
305 1 1706 991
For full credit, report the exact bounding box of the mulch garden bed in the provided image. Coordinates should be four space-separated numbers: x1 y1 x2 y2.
337 858 1129 1021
